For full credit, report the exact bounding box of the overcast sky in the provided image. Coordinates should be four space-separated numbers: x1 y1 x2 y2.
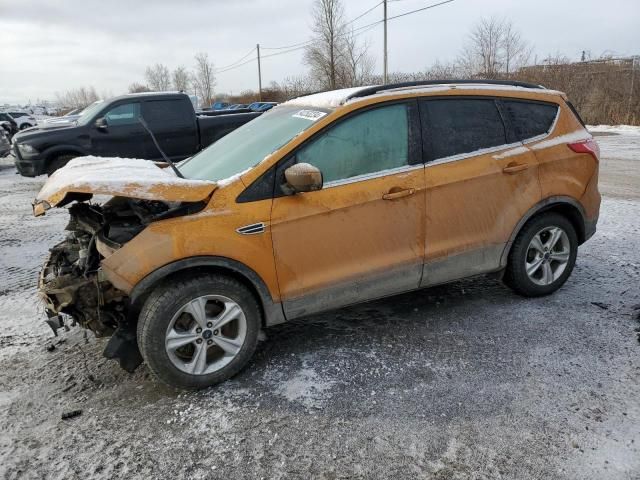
1 0 639 105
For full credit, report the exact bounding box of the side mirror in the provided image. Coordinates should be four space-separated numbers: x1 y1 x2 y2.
95 117 108 130
283 163 323 194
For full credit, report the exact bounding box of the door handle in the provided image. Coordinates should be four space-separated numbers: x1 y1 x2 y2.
382 188 415 200
502 163 529 174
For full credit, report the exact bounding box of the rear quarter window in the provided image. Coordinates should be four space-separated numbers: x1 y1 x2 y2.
501 100 559 142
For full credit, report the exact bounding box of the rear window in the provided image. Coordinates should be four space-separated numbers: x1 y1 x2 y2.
142 99 194 129
502 100 558 141
420 98 507 161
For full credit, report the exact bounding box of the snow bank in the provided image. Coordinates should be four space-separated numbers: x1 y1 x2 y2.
587 125 640 136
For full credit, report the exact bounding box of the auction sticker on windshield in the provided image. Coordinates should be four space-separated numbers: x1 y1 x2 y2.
292 110 327 121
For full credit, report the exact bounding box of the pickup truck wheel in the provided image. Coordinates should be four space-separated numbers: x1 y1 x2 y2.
46 154 75 175
504 212 578 297
137 274 261 389
19 123 32 130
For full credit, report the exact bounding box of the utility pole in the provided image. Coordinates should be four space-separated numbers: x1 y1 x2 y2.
629 56 636 124
383 0 388 84
257 43 263 101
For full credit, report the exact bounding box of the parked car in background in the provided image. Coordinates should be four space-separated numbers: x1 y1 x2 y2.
1 111 38 130
43 101 102 125
210 102 230 110
0 129 10 157
12 92 261 176
227 104 249 110
0 114 19 137
32 80 600 389
248 101 277 112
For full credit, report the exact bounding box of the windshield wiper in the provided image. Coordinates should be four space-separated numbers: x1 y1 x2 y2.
137 115 184 179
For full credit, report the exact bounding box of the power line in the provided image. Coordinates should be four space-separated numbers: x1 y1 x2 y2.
346 1 384 26
217 20 383 75
214 0 454 76
261 39 313 51
215 56 258 74
388 0 455 21
262 0 383 50
214 47 256 73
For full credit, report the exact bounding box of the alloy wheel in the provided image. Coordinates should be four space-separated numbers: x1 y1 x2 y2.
525 226 571 286
164 295 247 375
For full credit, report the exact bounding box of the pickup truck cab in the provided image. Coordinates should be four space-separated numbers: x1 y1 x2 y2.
12 92 260 176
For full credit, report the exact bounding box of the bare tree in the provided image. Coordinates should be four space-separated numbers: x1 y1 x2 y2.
465 17 504 78
192 52 216 106
502 21 532 77
305 0 347 89
128 82 150 93
341 30 375 87
172 66 190 92
145 63 171 91
304 0 374 89
458 17 531 79
54 86 99 108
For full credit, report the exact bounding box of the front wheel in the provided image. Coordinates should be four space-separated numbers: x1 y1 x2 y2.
46 154 75 175
137 274 261 389
504 212 578 297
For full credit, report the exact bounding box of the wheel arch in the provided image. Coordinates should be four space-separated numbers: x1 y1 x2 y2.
128 256 285 327
44 145 88 164
500 196 587 268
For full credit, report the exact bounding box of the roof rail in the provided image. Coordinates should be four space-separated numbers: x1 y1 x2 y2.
345 79 546 101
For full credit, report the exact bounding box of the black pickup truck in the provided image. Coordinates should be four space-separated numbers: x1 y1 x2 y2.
12 92 261 176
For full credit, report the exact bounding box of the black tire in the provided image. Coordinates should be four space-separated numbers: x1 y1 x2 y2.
46 154 75 176
137 274 261 389
19 123 32 130
504 212 578 297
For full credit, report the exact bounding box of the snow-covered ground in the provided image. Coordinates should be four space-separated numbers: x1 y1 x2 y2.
0 129 639 479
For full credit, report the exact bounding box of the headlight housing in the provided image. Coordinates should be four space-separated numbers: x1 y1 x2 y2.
18 143 38 156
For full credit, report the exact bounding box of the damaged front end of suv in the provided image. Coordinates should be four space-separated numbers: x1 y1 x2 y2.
34 157 216 372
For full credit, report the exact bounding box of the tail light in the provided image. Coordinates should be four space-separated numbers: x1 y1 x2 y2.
568 138 600 162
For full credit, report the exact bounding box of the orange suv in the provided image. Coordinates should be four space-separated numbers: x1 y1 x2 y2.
35 80 600 388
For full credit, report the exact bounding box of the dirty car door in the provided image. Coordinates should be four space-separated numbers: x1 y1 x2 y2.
419 97 542 286
270 101 425 319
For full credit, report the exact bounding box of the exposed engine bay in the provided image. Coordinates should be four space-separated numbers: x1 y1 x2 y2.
38 197 204 371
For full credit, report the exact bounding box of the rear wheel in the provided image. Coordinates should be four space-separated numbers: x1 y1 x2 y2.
137 274 261 389
46 154 75 175
504 212 578 297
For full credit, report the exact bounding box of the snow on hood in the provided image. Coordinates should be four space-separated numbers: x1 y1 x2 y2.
33 156 217 215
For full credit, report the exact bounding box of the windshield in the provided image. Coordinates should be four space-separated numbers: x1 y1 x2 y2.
75 100 105 126
179 105 331 182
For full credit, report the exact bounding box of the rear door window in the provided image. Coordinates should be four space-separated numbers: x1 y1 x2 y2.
420 98 507 161
142 99 194 130
501 100 559 141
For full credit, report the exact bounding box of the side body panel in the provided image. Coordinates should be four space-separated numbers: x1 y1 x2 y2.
270 166 426 318
422 144 542 286
530 104 600 223
100 182 281 309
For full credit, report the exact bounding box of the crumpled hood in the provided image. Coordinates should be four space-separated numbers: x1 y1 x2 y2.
33 156 217 216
